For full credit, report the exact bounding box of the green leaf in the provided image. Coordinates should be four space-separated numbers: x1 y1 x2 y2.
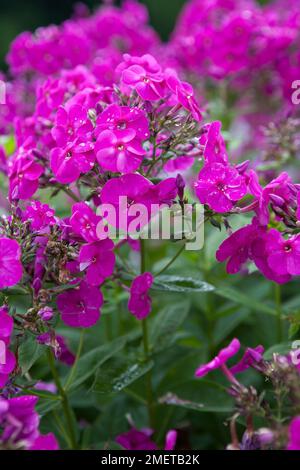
92 356 154 394
159 392 233 414
150 301 190 352
264 342 293 360
215 286 276 316
67 337 127 391
18 335 44 375
152 275 214 293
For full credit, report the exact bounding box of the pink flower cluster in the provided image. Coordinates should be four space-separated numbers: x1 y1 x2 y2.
170 0 300 94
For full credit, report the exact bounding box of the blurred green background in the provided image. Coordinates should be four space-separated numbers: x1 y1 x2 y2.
0 0 187 69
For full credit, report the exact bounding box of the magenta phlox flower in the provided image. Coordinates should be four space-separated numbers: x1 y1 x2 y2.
23 201 56 231
9 148 44 201
216 223 258 274
96 104 150 140
128 272 153 320
200 121 228 165
0 238 23 290
195 162 247 213
100 173 177 232
230 345 265 374
79 239 115 286
287 416 300 450
57 280 103 328
121 54 166 101
95 128 146 173
195 338 240 378
70 202 102 242
249 170 294 225
51 105 93 148
116 427 158 450
165 69 202 121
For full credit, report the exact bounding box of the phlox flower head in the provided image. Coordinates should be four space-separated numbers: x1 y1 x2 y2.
57 280 103 328
195 338 240 378
128 272 153 320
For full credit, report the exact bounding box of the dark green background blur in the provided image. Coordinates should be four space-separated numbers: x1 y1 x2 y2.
0 0 187 69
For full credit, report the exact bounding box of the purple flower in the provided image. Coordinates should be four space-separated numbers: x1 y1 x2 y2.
251 230 292 284
249 171 294 226
165 69 202 121
51 104 93 148
70 202 102 242
23 201 56 231
200 121 228 165
216 223 258 274
29 433 59 450
37 306 54 322
50 139 95 184
230 346 264 374
121 54 165 101
195 163 247 213
100 173 177 232
57 280 103 328
0 395 59 450
116 426 177 451
0 306 14 341
34 381 57 394
95 129 146 173
0 348 16 388
9 150 44 201
116 427 158 450
287 416 300 450
266 232 300 277
79 239 115 286
0 238 23 289
195 338 240 378
164 430 177 451
0 396 39 448
96 104 150 140
56 335 75 366
128 272 153 320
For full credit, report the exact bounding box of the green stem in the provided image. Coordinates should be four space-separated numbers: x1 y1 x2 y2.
60 186 81 202
154 243 186 277
274 283 283 343
47 349 78 449
140 238 155 428
64 329 85 391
